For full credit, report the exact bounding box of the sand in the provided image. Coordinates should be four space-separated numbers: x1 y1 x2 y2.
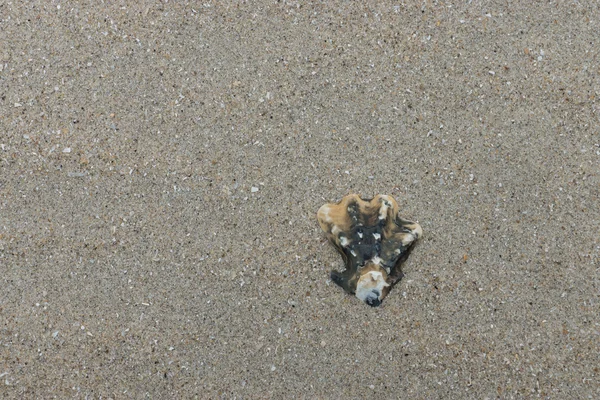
1 1 599 398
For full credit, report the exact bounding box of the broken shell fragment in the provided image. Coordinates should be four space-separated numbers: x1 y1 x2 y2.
317 194 422 307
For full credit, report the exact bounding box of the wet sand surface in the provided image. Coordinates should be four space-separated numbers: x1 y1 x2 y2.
1 2 599 398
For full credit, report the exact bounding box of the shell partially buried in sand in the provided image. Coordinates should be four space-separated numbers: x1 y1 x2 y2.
317 194 422 307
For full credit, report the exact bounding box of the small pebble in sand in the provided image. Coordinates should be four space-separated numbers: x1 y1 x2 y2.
251 187 259 193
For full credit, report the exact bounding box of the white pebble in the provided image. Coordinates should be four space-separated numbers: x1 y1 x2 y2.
251 187 259 193
63 147 71 153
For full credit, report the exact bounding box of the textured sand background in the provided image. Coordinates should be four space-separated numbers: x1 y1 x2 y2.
1 1 599 398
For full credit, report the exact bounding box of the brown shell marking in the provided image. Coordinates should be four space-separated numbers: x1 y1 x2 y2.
317 194 422 306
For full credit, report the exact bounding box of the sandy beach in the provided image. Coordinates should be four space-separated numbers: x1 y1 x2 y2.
1 1 598 398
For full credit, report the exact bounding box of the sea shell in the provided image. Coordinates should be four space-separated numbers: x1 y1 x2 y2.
317 194 422 306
